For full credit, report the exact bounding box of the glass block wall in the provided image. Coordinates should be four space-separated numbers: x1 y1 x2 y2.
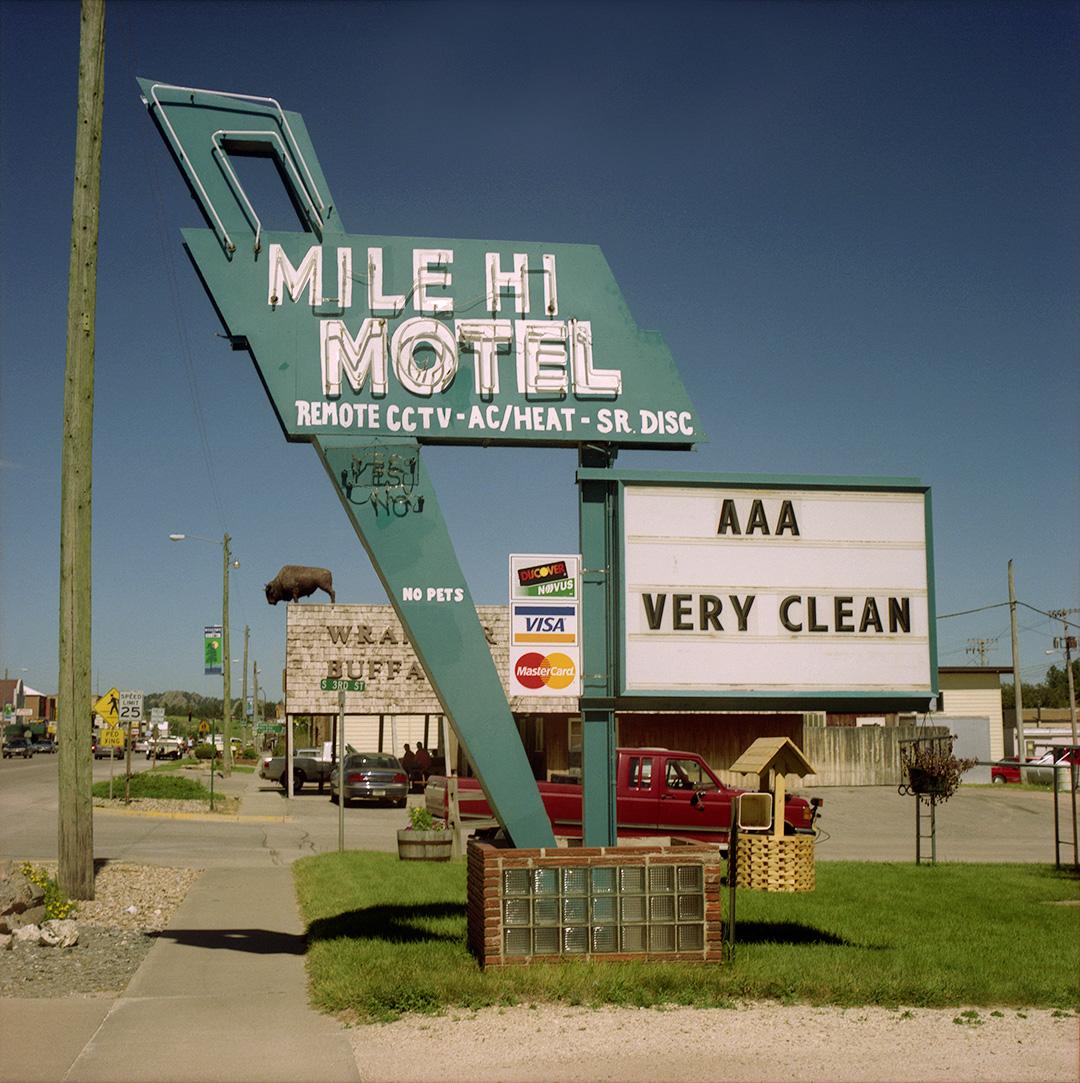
467 841 723 966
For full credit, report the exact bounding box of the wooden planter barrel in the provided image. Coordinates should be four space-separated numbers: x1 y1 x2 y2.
397 828 452 862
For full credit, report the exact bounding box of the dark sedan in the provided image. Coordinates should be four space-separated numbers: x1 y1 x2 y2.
329 753 409 808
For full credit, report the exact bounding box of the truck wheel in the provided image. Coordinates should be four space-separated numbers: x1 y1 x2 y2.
293 770 305 793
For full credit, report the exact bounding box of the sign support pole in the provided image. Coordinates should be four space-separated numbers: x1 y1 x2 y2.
338 687 345 852
314 436 555 849
578 446 619 846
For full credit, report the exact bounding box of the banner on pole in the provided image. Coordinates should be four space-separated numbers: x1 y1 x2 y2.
204 626 223 676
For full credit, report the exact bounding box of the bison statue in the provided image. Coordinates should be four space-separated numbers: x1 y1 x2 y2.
264 565 336 605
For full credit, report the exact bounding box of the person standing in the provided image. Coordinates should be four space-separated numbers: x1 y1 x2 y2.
401 742 417 774
413 741 432 781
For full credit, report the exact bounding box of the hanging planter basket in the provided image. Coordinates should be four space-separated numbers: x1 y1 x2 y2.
397 828 452 862
907 767 949 797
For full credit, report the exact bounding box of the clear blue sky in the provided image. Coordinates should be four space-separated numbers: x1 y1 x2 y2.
1 0 1077 700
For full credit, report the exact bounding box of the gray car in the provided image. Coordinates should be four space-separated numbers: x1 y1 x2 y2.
330 752 409 808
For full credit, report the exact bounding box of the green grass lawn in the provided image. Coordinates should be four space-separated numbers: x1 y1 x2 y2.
294 852 1079 1022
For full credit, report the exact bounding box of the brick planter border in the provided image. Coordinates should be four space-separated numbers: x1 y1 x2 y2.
467 839 723 967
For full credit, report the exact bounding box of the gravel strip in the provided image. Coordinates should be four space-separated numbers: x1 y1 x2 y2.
93 796 240 815
349 1003 1080 1083
0 862 201 998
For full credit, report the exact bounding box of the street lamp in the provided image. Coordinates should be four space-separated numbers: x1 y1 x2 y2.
169 532 240 774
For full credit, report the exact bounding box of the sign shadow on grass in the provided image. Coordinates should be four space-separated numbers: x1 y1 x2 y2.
733 921 878 948
306 902 466 946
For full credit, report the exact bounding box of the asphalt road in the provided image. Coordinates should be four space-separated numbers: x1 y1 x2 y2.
0 753 411 868
2 753 1077 867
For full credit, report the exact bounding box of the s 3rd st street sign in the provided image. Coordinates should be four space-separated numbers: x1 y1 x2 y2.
320 678 365 693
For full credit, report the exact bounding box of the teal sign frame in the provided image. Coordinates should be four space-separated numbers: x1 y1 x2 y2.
577 468 938 714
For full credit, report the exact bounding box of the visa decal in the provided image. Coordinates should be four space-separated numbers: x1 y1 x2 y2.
511 605 578 645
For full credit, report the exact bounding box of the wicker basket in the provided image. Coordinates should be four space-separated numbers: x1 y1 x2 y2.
735 834 815 893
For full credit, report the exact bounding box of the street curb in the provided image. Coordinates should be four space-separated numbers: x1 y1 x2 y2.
93 807 292 824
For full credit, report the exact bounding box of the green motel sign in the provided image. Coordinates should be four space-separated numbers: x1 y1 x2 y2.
138 81 701 451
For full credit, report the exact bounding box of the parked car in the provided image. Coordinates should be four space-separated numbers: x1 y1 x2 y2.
92 742 124 759
993 749 1080 788
258 748 336 793
2 738 33 759
31 738 55 754
329 753 409 808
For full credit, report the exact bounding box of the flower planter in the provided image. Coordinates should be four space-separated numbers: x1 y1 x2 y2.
907 768 948 796
397 828 451 862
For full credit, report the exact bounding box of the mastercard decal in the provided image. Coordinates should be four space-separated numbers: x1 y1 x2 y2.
513 651 576 691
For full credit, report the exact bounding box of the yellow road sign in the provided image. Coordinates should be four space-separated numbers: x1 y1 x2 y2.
93 688 120 726
198 720 210 735
99 726 125 748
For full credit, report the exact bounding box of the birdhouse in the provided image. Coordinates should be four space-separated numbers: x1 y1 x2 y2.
729 736 816 840
728 736 818 894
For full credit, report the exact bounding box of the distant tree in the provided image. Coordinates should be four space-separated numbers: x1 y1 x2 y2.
1001 660 1080 709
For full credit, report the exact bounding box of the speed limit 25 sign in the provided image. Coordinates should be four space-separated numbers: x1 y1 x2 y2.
119 691 144 724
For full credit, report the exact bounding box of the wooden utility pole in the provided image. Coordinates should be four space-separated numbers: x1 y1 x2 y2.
1048 609 1079 750
221 533 232 775
1008 560 1026 781
58 0 105 900
241 624 249 747
253 661 260 725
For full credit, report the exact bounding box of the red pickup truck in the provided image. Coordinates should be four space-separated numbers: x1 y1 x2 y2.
426 747 821 845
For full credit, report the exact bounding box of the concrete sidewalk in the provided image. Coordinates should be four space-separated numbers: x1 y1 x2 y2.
2 769 364 1082
0 865 360 1083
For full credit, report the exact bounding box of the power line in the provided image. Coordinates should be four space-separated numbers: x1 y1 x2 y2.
937 602 1012 620
1020 602 1080 631
937 601 1079 633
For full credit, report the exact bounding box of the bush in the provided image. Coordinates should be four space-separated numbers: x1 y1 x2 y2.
20 862 76 920
240 745 257 761
406 806 443 831
194 743 217 760
92 773 211 801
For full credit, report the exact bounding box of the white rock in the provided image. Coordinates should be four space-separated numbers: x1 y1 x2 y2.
40 919 79 947
125 905 138 914
13 924 41 944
